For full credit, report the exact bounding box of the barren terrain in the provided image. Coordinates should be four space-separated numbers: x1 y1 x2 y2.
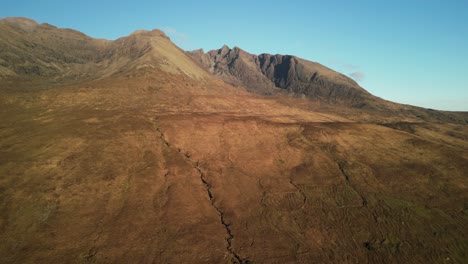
0 18 467 263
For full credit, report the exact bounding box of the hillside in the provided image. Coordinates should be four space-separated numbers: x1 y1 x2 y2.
0 17 208 83
0 17 467 263
189 46 468 124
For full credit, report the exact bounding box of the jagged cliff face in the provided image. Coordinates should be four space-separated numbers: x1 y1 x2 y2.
190 46 278 95
189 45 375 107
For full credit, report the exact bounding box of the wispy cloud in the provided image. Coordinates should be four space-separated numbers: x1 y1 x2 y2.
163 27 186 38
349 71 365 82
329 59 358 69
328 59 366 82
162 27 189 47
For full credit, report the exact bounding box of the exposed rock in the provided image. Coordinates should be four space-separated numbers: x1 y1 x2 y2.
189 46 375 106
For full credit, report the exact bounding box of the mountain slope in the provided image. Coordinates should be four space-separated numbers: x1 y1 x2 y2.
0 17 112 79
189 45 375 107
0 18 467 263
0 17 208 83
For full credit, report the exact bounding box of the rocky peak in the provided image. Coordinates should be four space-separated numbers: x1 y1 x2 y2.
219 44 230 56
188 45 375 107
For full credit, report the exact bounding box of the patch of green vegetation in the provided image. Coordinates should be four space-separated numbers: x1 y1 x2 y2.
12 197 58 232
382 195 434 220
383 234 402 254
123 178 131 193
412 205 432 219
382 196 413 209
78 251 96 264
446 239 468 263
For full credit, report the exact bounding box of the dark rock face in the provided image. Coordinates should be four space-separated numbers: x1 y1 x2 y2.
189 46 375 107
257 54 371 106
189 46 277 95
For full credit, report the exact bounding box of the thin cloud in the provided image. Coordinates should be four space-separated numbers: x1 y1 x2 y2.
163 27 186 38
349 71 365 82
329 59 359 69
162 27 189 46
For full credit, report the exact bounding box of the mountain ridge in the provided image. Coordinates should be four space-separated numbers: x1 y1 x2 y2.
188 45 468 124
0 17 467 125
188 44 371 107
0 17 208 82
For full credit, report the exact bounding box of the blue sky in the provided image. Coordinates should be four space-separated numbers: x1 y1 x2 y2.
2 0 468 111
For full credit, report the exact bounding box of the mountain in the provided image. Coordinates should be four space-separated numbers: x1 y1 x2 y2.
0 17 111 79
1 17 467 264
0 17 208 83
189 45 373 107
190 45 468 124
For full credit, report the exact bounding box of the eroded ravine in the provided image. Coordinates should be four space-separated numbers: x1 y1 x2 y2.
153 122 248 263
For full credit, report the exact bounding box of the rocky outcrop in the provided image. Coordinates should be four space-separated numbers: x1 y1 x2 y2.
189 45 376 107
189 46 277 95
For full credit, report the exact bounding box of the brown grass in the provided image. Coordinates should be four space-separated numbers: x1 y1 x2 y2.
0 69 466 263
